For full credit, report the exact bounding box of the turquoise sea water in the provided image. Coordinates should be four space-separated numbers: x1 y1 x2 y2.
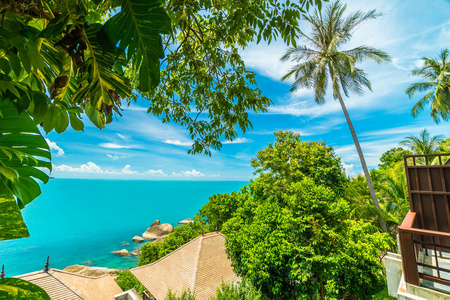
0 179 247 277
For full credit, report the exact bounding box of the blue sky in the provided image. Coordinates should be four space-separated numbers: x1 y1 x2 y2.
47 0 450 180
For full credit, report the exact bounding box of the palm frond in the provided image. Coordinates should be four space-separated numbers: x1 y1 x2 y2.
405 82 435 98
342 46 390 64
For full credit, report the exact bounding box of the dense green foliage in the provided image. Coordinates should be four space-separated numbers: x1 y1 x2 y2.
114 270 146 298
346 129 450 245
0 99 51 240
163 282 264 300
199 131 390 300
406 49 450 123
210 282 264 300
280 0 391 233
251 131 348 196
165 289 196 300
147 0 326 154
139 222 209 266
378 147 412 169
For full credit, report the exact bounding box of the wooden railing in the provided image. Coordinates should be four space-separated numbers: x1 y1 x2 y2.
400 153 450 289
399 211 450 287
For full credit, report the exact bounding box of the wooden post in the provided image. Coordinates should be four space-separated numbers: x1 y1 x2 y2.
1 264 4 279
399 228 420 286
44 256 49 272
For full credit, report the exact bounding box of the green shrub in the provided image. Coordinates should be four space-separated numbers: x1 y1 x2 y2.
139 222 209 266
210 282 265 300
114 270 146 297
165 289 196 300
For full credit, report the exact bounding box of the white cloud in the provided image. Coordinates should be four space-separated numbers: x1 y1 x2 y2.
99 143 136 149
145 169 167 176
121 165 138 175
53 163 206 178
182 169 204 176
172 169 205 177
164 139 191 146
53 162 140 175
107 154 120 160
53 162 103 173
222 138 252 144
342 162 355 177
45 138 64 156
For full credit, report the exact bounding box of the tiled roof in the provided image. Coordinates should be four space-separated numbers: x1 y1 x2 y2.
131 232 240 300
15 269 123 299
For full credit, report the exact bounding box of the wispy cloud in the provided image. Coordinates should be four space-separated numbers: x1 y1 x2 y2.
172 169 205 177
222 138 252 144
107 154 127 160
164 140 191 146
99 143 138 149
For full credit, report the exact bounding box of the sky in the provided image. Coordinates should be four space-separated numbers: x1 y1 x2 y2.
46 0 450 180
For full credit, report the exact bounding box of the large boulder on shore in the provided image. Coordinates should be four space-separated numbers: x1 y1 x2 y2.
142 220 174 240
112 249 130 256
64 265 117 277
177 218 193 225
132 235 145 243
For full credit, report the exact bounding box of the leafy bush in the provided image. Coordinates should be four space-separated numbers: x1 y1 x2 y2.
139 222 209 266
210 282 265 300
114 270 146 297
165 289 195 300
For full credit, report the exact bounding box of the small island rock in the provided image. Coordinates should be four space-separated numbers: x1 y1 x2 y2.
142 220 174 240
132 236 145 243
112 249 130 256
130 250 140 256
121 242 130 246
177 218 193 225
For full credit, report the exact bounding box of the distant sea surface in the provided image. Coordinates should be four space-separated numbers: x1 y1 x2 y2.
0 179 247 277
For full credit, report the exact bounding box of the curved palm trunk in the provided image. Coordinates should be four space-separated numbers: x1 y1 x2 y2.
335 92 388 233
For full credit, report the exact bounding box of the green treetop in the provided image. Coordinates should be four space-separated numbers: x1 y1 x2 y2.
199 131 391 299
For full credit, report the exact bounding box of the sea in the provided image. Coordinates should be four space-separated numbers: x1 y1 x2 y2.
0 179 247 277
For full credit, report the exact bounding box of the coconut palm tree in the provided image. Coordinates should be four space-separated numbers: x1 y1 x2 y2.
406 49 450 123
281 1 391 232
400 129 443 163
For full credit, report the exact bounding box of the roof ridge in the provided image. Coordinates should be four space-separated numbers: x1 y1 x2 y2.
47 270 87 299
190 234 204 294
131 233 205 271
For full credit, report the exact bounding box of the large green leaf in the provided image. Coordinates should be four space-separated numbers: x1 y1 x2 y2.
0 99 51 209
78 24 131 119
0 180 29 241
0 278 50 300
102 0 171 92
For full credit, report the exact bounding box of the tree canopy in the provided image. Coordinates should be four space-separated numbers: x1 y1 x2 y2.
201 131 390 299
0 0 326 240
